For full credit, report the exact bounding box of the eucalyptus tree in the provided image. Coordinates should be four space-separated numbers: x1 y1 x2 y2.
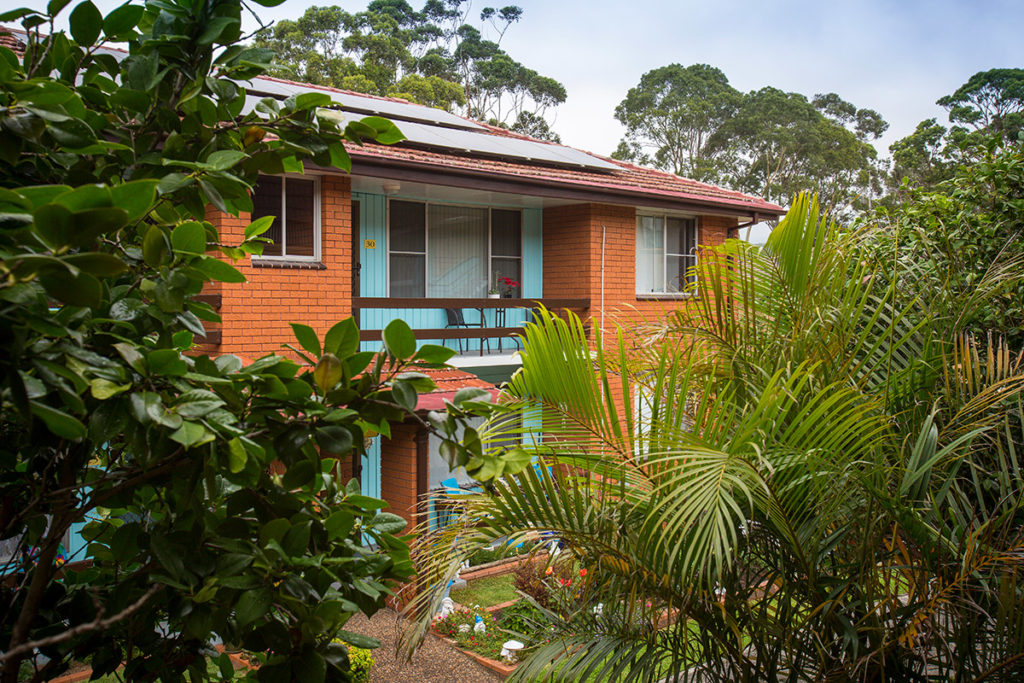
717 87 885 215
612 63 741 183
613 66 886 215
254 0 566 131
404 194 1024 681
888 68 1024 192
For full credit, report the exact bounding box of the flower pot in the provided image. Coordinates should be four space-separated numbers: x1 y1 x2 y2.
488 293 500 299
502 292 513 298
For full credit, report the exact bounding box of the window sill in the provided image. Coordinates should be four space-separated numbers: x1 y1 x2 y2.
251 259 326 270
635 293 696 301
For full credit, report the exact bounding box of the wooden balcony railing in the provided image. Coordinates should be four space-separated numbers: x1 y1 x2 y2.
353 297 589 342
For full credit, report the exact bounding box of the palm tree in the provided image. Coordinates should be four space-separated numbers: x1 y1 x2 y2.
403 194 1024 682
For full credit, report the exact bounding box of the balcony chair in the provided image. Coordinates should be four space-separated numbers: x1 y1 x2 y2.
510 306 542 351
445 308 490 355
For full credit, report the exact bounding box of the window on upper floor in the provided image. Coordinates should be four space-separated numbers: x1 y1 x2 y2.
636 214 698 295
388 200 523 297
251 175 320 260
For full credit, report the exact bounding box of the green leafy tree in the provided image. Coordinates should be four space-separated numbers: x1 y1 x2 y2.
404 193 1024 681
508 110 560 143
0 2 523 681
717 87 885 215
612 66 886 215
254 2 565 131
888 69 1024 192
864 140 1024 349
612 63 741 183
939 68 1024 140
888 117 952 190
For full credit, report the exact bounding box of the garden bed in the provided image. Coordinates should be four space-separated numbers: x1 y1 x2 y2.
431 604 539 676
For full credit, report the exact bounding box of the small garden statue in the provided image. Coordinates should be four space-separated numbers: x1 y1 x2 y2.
473 614 487 634
501 640 525 663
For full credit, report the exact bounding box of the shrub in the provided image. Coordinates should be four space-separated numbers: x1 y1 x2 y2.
497 600 545 637
348 647 374 683
511 559 576 610
467 538 537 566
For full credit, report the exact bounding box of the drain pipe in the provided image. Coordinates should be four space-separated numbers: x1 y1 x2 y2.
600 224 606 336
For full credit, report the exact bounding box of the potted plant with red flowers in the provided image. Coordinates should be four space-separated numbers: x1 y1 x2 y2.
498 276 520 298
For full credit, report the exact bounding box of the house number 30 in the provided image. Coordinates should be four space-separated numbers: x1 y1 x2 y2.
364 239 377 249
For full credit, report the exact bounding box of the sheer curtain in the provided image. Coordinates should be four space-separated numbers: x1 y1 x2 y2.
636 215 665 294
428 205 488 297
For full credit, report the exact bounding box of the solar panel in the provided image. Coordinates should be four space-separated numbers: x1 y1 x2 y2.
244 79 620 172
247 77 485 131
395 120 620 171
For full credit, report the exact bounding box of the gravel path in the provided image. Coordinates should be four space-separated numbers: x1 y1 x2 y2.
346 609 504 683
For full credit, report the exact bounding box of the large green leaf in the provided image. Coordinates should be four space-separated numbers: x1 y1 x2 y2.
382 318 415 360
290 323 321 357
171 221 207 255
30 400 86 440
69 0 103 45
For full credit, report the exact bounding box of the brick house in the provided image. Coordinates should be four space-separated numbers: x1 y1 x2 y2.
193 75 784 529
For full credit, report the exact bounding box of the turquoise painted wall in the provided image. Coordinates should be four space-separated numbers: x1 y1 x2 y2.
362 436 381 498
356 194 542 354
522 208 542 298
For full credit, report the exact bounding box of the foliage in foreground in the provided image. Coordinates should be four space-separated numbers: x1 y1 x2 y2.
405 192 1024 682
0 2 523 682
861 139 1024 350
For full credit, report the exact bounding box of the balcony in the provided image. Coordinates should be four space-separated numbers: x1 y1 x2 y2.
354 297 590 357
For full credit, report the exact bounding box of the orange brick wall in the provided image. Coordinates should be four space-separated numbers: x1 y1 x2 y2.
200 174 354 360
543 203 736 339
379 422 426 529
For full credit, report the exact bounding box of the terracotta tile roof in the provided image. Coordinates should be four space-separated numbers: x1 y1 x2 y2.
413 367 499 412
417 367 495 393
0 27 25 54
253 77 781 214
350 139 782 214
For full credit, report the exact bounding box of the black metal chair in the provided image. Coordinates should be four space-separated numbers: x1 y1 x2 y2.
511 307 542 350
445 308 489 354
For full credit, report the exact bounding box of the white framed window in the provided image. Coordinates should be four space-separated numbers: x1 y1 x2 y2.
250 174 321 260
636 214 698 295
387 200 522 297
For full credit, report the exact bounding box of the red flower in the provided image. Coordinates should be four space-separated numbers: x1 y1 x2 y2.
559 578 572 587
579 568 588 578
544 566 553 576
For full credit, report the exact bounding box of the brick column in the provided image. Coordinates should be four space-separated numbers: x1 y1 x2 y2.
379 421 427 530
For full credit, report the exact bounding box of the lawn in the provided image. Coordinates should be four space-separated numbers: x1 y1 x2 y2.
450 573 518 608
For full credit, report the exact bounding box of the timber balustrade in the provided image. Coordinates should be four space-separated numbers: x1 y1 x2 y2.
353 297 589 343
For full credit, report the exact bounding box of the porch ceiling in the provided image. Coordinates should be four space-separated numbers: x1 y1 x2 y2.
350 175 584 209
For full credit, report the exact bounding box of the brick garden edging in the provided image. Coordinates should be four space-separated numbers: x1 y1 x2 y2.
47 668 93 683
434 634 519 677
459 553 546 581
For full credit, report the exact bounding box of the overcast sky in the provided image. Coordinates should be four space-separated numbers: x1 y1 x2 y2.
222 0 1024 159
37 0 1024 239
